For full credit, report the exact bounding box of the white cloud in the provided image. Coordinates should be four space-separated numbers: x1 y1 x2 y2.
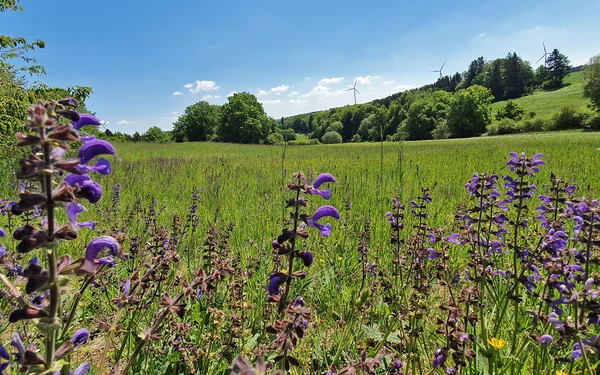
395 84 414 91
304 77 310 80
270 85 289 94
478 33 485 37
354 76 381 85
288 91 299 96
186 80 219 94
258 89 267 96
172 91 183 96
117 120 136 125
261 99 282 104
382 80 395 85
201 95 215 100
301 85 330 97
318 77 344 85
214 95 221 99
228 91 237 97
171 112 178 115
289 99 307 104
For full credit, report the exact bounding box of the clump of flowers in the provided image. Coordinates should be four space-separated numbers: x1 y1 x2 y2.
0 99 117 374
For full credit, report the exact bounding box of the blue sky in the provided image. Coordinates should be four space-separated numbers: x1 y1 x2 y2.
2 0 599 134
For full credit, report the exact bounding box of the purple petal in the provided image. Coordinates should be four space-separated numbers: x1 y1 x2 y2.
447 233 460 245
65 174 91 186
0 344 9 360
0 228 5 237
78 139 115 165
67 203 86 224
79 236 120 273
309 205 340 222
298 250 314 266
72 114 101 131
73 362 91 375
70 328 89 347
310 187 331 200
313 173 336 189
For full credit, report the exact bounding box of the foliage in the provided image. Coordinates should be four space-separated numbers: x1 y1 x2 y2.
172 101 220 142
496 100 526 120
1 1 46 75
320 131 343 144
218 92 275 144
582 54 600 110
447 85 493 137
549 106 586 130
143 125 170 143
402 90 452 140
544 49 571 90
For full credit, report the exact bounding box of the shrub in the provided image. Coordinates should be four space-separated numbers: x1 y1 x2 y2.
583 113 600 131
520 118 546 133
265 132 284 145
496 100 526 121
321 131 343 144
351 134 362 142
488 119 522 136
549 106 585 130
288 138 320 146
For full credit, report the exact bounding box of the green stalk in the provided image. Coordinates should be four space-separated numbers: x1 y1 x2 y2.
42 128 60 370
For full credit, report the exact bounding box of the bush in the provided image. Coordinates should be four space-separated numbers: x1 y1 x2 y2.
351 134 362 142
280 128 297 141
583 113 600 131
488 119 522 136
265 132 284 145
520 118 546 133
549 107 586 130
321 131 343 144
496 100 526 121
287 138 320 146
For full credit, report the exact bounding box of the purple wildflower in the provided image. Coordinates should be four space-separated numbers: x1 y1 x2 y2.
78 139 116 165
433 348 446 368
306 205 340 237
310 173 336 200
447 233 460 245
64 174 103 204
71 113 101 131
67 203 97 230
70 328 89 347
539 334 553 345
268 274 284 296
78 236 120 273
297 251 314 266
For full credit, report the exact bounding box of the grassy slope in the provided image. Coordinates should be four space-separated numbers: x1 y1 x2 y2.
490 71 592 121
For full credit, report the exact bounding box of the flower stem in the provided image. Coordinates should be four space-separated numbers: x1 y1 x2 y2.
42 128 59 370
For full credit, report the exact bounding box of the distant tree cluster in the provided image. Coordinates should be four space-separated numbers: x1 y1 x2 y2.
172 92 277 144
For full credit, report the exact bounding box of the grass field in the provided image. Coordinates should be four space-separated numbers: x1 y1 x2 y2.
2 132 600 374
490 71 592 122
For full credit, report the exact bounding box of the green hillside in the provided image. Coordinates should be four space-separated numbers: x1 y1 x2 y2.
490 71 592 122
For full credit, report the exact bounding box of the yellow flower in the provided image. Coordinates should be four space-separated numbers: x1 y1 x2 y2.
280 269 288 274
488 337 506 350
320 259 325 263
556 371 567 375
338 257 343 261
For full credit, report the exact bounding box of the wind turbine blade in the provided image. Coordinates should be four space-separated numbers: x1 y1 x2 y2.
543 41 547 54
430 70 439 73
536 55 545 64
346 88 353 91
354 81 358 89
441 61 446 70
355 89 361 95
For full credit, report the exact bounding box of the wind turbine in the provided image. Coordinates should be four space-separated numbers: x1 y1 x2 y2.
430 61 446 79
347 80 360 105
535 42 549 66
